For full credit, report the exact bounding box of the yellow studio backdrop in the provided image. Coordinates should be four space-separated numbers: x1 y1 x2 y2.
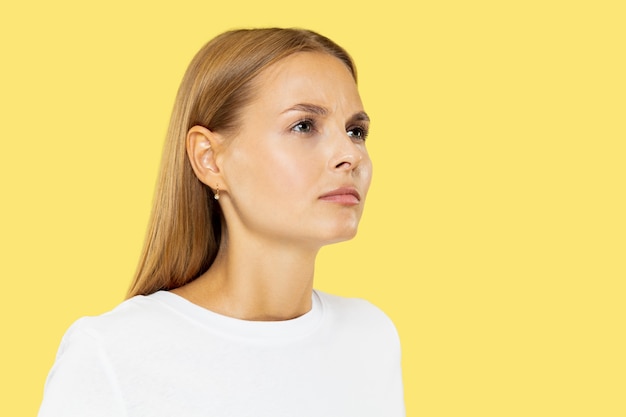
1 0 624 416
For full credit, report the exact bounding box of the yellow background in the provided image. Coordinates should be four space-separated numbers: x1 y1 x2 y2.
1 1 624 416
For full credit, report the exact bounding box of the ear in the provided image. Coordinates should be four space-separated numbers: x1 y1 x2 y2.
186 125 223 189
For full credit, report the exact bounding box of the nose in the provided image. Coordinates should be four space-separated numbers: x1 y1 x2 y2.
329 133 364 172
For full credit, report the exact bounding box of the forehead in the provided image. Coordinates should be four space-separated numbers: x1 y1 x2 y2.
249 52 362 111
259 51 355 82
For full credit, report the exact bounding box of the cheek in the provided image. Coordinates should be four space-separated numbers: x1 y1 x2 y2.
266 151 322 197
226 144 321 201
360 156 374 194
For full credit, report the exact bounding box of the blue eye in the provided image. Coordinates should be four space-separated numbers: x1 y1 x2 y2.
292 119 314 133
347 126 368 141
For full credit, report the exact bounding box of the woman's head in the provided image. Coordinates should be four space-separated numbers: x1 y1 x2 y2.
128 28 367 297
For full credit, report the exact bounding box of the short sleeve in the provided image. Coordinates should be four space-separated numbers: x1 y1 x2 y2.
38 318 127 417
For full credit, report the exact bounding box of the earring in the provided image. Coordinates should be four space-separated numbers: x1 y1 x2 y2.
214 184 220 200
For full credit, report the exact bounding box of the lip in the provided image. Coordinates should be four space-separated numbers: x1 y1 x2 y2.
319 187 361 205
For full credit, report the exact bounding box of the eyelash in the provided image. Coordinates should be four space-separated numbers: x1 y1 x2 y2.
291 118 317 134
290 119 370 141
347 124 369 141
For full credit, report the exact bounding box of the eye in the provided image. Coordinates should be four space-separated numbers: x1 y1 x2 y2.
347 125 369 141
291 119 315 134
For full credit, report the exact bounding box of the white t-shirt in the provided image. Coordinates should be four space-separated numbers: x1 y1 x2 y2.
38 290 405 417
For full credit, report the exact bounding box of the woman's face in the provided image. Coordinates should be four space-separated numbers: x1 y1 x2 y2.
218 52 372 248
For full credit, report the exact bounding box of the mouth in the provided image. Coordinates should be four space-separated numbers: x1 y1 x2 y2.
319 187 361 205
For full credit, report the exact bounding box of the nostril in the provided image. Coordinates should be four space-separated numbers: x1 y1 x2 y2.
335 161 351 169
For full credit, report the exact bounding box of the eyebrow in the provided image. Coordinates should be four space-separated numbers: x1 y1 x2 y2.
282 103 370 123
282 103 329 116
351 111 370 123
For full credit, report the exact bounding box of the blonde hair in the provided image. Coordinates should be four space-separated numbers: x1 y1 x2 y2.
127 28 357 297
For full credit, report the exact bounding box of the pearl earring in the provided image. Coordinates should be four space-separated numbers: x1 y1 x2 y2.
214 184 220 200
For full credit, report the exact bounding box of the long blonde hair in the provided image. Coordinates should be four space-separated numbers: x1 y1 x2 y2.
127 28 357 297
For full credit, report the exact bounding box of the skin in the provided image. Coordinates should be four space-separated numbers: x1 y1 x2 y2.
173 52 372 321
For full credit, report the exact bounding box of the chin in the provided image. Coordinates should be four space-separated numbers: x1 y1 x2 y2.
303 214 362 247
320 225 360 246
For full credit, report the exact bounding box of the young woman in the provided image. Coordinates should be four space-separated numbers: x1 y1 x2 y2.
39 28 405 416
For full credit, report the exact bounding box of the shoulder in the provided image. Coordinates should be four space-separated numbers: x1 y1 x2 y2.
315 289 397 325
57 293 178 352
314 290 401 349
40 296 172 416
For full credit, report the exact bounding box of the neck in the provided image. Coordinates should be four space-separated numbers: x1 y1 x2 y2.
172 233 319 321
